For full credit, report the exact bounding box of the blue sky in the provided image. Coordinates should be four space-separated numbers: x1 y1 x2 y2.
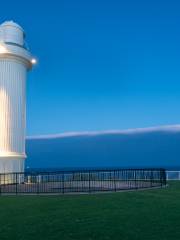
1 0 180 135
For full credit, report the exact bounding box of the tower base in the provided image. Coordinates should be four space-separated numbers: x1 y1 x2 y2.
0 157 25 184
0 157 24 173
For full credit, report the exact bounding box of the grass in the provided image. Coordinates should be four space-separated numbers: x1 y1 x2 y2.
0 182 179 240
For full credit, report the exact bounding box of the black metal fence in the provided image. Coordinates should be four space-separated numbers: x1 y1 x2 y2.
0 168 166 195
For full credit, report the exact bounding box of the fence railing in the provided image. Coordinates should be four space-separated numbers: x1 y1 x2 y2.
166 171 180 180
0 168 166 195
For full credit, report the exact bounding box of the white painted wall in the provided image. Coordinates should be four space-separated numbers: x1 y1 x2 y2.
0 21 33 174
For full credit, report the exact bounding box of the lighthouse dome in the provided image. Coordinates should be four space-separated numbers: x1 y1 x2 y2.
0 21 25 46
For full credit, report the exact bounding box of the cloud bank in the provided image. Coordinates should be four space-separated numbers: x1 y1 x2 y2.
27 124 180 140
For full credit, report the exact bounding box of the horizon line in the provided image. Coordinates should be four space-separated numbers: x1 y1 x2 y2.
26 124 180 140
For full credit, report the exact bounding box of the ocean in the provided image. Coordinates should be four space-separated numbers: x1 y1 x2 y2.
26 130 180 171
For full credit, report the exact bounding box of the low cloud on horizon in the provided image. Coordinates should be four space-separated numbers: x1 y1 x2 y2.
27 124 180 140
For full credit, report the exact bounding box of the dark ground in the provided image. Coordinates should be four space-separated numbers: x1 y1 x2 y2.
0 181 179 240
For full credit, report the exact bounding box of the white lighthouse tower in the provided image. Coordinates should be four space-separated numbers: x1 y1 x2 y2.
0 21 33 174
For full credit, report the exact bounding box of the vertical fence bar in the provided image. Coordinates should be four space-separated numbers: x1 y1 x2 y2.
114 170 116 192
150 169 153 188
163 169 167 186
16 173 18 195
160 169 162 188
62 172 64 194
37 174 39 194
88 170 91 193
134 170 137 189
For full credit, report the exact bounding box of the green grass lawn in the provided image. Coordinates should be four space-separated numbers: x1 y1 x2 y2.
0 182 179 240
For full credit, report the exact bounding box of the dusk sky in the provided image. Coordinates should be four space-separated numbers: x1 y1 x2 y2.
1 0 180 136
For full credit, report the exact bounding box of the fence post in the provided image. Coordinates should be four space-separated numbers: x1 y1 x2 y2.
114 170 116 192
88 170 91 193
16 173 18 195
135 170 137 189
37 174 39 194
160 169 162 188
62 172 64 194
150 169 153 188
163 169 167 186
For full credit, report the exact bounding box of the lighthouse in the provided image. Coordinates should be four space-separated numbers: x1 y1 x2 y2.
0 21 34 174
